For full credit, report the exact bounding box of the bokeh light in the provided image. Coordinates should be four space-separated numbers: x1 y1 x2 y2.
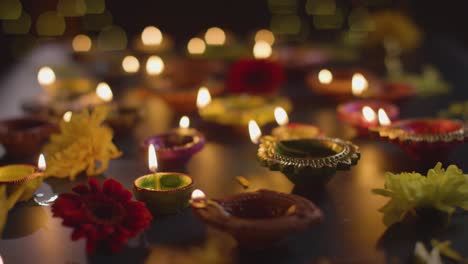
271 15 301 35
254 29 275 45
57 0 86 17
349 7 375 32
85 0 105 14
0 0 22 20
141 26 163 45
72 34 92 52
37 66 56 86
122 55 140 73
97 25 127 51
36 11 66 36
146 55 164 75
204 27 226 46
83 10 112 31
253 41 272 59
305 0 336 15
187 37 206 54
2 11 30 34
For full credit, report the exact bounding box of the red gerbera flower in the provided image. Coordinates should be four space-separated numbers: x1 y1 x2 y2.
227 59 285 95
52 178 153 254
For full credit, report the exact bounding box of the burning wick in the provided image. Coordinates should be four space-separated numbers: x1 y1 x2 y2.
190 189 230 216
378 108 391 126
248 120 262 144
63 111 72 122
351 73 368 96
179 116 190 129
274 106 289 126
38 153 46 172
148 143 161 190
318 69 333 84
362 106 377 123
196 86 211 109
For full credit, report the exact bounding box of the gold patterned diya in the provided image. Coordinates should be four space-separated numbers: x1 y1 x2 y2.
257 136 360 186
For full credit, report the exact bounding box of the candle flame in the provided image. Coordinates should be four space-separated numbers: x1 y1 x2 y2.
255 29 275 45
205 27 225 46
378 108 391 126
191 189 206 200
187 37 206 55
352 73 368 96
274 107 289 126
72 34 92 52
122 55 140 73
146 55 164 75
318 69 333 84
38 154 46 171
96 82 113 102
148 144 158 173
196 86 211 109
141 26 163 45
63 111 72 122
362 106 376 122
253 41 272 59
179 116 190 129
37 66 56 85
248 120 262 144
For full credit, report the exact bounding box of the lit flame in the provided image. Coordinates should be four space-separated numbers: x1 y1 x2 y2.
146 55 164 75
38 153 46 172
148 143 158 173
378 108 391 126
351 73 368 96
122 55 140 73
253 41 272 59
255 29 275 45
72 34 92 52
179 116 190 129
141 26 163 46
37 66 56 85
362 106 376 123
63 111 72 122
96 82 113 102
318 69 333 84
191 189 206 200
248 120 262 144
196 86 211 109
205 27 226 46
274 107 289 126
187 37 206 55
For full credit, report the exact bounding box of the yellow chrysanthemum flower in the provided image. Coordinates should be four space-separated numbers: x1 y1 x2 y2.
373 163 468 226
43 106 122 180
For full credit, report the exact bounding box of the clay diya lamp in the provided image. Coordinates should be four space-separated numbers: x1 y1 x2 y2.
257 136 360 187
190 189 323 249
271 106 324 140
142 120 205 170
370 118 468 163
134 145 195 215
0 117 57 159
337 100 399 136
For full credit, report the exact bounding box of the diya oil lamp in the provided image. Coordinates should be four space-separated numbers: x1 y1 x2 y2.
0 117 57 159
133 26 173 54
370 118 468 163
134 144 195 215
337 100 399 136
36 66 96 99
142 116 205 170
190 189 324 249
251 121 360 187
271 106 323 140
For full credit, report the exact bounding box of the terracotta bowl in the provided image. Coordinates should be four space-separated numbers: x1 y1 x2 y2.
0 117 57 159
192 189 323 249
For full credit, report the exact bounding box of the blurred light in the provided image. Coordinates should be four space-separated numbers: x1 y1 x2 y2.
36 11 66 36
313 12 344 29
57 0 86 17
191 189 206 200
85 0 105 14
271 15 301 35
318 69 333 84
83 10 112 31
63 111 72 122
97 25 127 51
146 55 164 75
362 106 376 122
96 82 113 102
268 0 297 15
378 109 391 126
204 27 225 46
253 41 272 59
306 0 336 15
274 107 289 126
141 26 162 46
255 29 275 45
248 120 262 144
38 153 46 171
349 7 375 32
187 37 206 55
196 86 211 109
37 66 56 85
2 11 31 34
351 73 368 96
122 55 140 73
72 34 92 52
0 0 22 20
179 116 190 129
148 144 158 173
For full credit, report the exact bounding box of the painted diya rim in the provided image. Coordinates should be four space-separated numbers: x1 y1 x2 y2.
142 129 206 159
0 117 57 143
192 189 323 248
271 123 324 140
0 164 43 184
133 172 195 194
370 118 468 143
337 100 399 127
199 95 292 127
257 136 360 173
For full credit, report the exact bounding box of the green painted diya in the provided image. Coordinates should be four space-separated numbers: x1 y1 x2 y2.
257 136 360 186
133 172 194 215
